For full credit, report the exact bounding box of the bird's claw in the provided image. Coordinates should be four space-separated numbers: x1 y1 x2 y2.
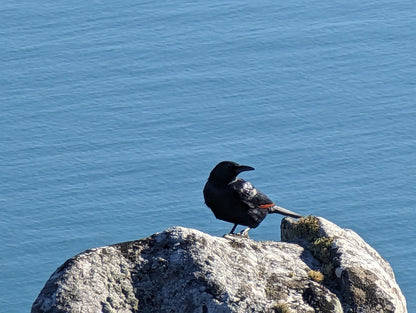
239 227 250 238
222 230 250 239
223 228 251 238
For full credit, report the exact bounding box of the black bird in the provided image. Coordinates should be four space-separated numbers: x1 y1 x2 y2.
203 161 302 234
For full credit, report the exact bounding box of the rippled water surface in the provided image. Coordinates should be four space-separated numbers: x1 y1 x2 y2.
1 1 415 311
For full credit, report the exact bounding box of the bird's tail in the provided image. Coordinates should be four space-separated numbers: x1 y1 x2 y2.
269 205 302 218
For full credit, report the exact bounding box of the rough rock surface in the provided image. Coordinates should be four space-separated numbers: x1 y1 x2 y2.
281 217 407 313
32 216 407 313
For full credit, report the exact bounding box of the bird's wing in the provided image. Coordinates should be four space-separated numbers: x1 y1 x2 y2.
229 178 274 210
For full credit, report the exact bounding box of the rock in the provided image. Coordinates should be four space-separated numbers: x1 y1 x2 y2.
281 216 407 313
32 217 407 313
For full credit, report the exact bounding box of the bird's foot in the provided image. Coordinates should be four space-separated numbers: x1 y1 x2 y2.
239 227 250 238
222 230 250 239
222 227 250 238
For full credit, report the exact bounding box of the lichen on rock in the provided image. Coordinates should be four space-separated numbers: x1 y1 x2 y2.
282 216 407 313
32 217 407 313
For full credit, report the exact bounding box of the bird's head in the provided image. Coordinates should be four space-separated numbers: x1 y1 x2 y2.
208 161 254 185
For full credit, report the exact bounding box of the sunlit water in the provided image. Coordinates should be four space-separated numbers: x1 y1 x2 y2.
1 1 414 311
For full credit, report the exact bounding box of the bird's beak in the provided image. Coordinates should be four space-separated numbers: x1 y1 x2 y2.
236 165 255 173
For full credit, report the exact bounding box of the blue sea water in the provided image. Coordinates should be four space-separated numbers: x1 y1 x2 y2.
1 1 415 312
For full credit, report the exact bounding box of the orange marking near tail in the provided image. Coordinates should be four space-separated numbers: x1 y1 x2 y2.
258 203 275 209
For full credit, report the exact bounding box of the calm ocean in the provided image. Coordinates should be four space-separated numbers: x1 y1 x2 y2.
1 1 414 312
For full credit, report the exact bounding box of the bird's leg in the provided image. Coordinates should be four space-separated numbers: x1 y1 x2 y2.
240 227 251 238
229 223 238 234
